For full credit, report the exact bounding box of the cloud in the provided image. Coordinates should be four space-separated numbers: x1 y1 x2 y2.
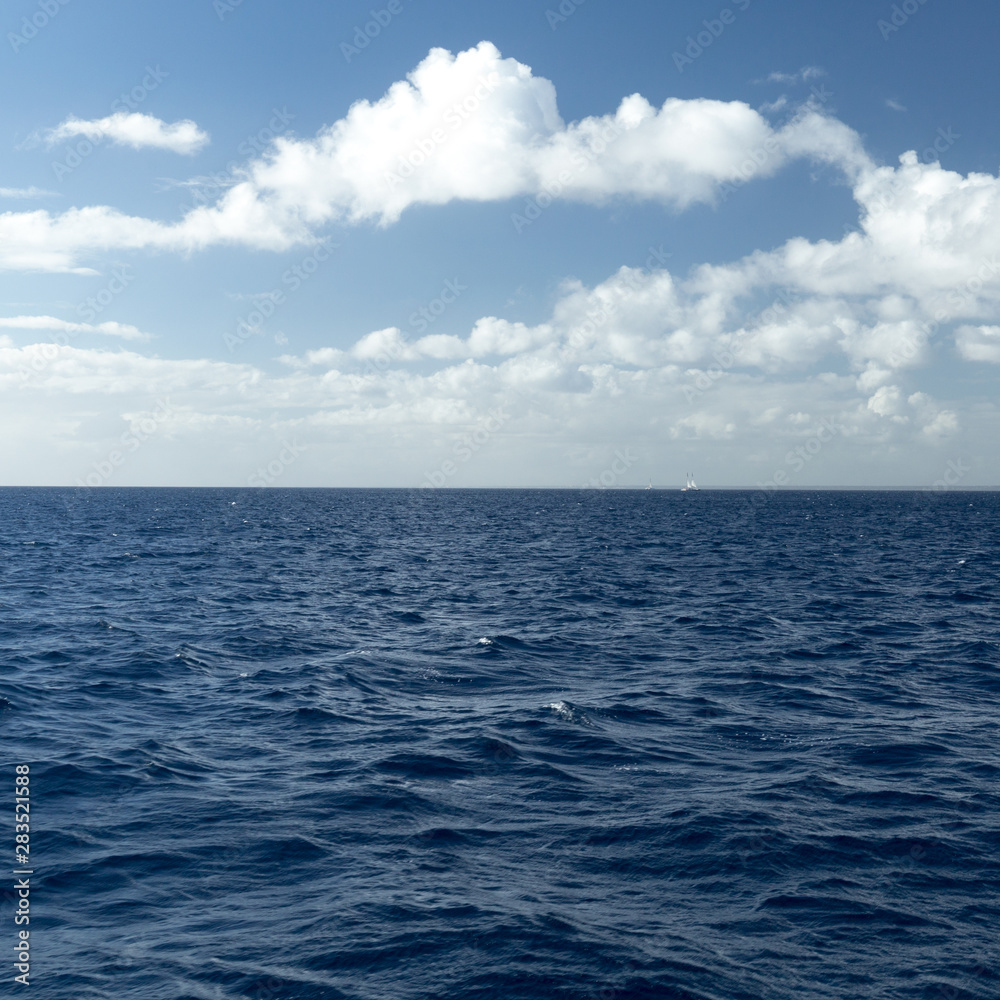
0 315 153 341
0 42 871 272
43 112 209 155
2 326 973 488
239 44 863 227
0 186 57 199
761 67 826 85
264 140 1000 383
885 98 907 113
955 324 1000 362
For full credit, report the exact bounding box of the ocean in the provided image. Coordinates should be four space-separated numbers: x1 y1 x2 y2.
2 487 998 1000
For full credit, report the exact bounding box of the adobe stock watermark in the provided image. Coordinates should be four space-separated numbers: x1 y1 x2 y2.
546 0 588 30
8 0 72 54
213 0 245 22
861 125 960 228
422 407 512 488
681 286 801 404
51 67 169 181
225 238 338 351
681 342 746 404
512 120 623 234
410 278 465 334
716 83 832 205
673 0 753 73
384 73 501 190
878 0 932 41
878 253 1000 370
180 107 295 213
79 266 135 322
925 457 970 491
566 245 672 351
73 398 173 489
757 417 841 490
945 255 999 313
247 440 306 486
340 0 413 63
18 266 135 384
581 447 638 489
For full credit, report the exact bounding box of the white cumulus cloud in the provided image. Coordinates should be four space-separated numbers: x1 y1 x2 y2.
0 42 872 273
44 112 209 155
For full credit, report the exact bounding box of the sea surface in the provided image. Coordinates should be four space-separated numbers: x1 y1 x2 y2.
2 488 998 1000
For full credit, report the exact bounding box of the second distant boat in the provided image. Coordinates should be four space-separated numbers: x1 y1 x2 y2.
681 473 700 491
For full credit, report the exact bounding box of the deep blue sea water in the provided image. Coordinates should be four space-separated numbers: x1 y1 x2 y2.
2 488 998 1000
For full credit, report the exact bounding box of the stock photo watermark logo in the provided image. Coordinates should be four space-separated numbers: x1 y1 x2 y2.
511 121 623 234
410 278 466 333
582 448 638 489
861 127 959 228
340 0 414 62
18 267 135 384
946 255 999 313
878 0 932 40
8 0 71 53
74 398 173 489
51 67 169 181
545 0 588 30
422 407 511 488
79 266 134 322
224 238 337 351
926 457 970 491
180 107 294 213
383 73 501 190
715 83 833 205
681 287 799 404
757 417 841 491
213 0 245 21
672 0 753 73
357 275 467 375
878 252 1000 369
565 245 671 351
247 440 306 487
681 343 745 405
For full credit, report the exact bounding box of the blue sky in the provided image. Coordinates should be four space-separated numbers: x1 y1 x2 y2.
1 0 998 487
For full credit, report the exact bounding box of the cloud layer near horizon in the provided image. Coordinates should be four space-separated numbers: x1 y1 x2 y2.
2 41 999 484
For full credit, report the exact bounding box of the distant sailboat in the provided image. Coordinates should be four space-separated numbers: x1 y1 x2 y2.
646 478 653 490
681 472 700 492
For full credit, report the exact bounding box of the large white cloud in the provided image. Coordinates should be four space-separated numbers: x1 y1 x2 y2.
0 42 870 273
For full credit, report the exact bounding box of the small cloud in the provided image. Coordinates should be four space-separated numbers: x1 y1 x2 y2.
956 324 1000 363
0 186 58 199
885 98 907 113
760 97 788 114
43 112 209 155
0 315 153 341
758 66 826 85
227 290 285 303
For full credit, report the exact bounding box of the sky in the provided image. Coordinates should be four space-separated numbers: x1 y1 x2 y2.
1 0 998 488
